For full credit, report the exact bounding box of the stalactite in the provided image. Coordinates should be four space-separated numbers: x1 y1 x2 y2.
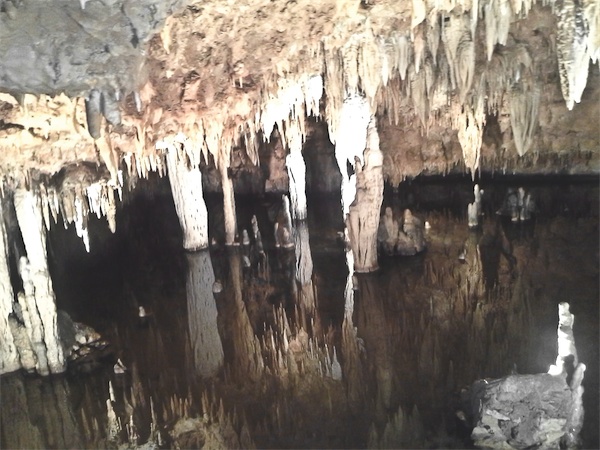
452 93 486 177
342 35 360 96
427 12 441 65
586 0 600 62
485 0 513 61
334 96 371 217
413 24 426 74
359 30 383 103
557 0 591 110
13 189 65 375
443 12 475 103
285 119 308 221
324 43 344 144
510 83 540 156
0 203 20 374
398 35 411 81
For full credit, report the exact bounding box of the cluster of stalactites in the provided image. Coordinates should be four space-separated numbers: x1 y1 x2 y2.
39 173 122 253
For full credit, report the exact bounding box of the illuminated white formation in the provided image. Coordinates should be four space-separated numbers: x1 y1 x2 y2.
334 96 371 217
346 117 384 273
13 189 65 375
159 134 209 250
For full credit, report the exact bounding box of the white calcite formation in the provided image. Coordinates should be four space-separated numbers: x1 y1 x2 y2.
0 204 20 374
161 134 209 250
13 189 65 375
220 152 238 246
186 251 224 378
346 117 384 272
467 184 484 228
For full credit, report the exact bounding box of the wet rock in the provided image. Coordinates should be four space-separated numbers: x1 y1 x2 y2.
469 374 574 449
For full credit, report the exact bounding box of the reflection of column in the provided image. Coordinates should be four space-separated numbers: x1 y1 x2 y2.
356 274 394 417
186 251 224 377
294 221 315 322
0 205 20 374
166 146 209 250
286 143 308 221
14 189 65 375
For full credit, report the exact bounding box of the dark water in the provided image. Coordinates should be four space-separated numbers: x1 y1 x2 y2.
1 175 598 449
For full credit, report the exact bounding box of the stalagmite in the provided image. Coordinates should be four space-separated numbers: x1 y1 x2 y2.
13 189 65 375
0 204 20 374
186 251 224 378
468 184 483 228
162 136 209 250
346 117 384 272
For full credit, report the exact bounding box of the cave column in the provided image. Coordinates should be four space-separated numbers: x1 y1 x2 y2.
165 143 209 250
285 119 308 221
0 204 20 374
13 189 65 375
219 151 238 245
346 117 384 272
334 96 383 273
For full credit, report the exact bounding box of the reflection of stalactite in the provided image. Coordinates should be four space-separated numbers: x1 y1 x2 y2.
293 221 316 323
186 251 224 378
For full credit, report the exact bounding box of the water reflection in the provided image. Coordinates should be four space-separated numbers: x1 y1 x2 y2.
1 179 597 449
185 251 224 378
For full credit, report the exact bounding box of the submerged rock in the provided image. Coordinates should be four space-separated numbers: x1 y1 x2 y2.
497 187 536 222
377 208 427 256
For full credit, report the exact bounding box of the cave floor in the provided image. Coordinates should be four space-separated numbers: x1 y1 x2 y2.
1 176 598 449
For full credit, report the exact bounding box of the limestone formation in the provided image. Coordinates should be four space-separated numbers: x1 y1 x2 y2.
467 184 484 228
13 189 65 375
163 136 209 250
345 116 384 272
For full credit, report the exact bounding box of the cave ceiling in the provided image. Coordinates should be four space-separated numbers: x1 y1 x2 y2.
0 0 599 194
